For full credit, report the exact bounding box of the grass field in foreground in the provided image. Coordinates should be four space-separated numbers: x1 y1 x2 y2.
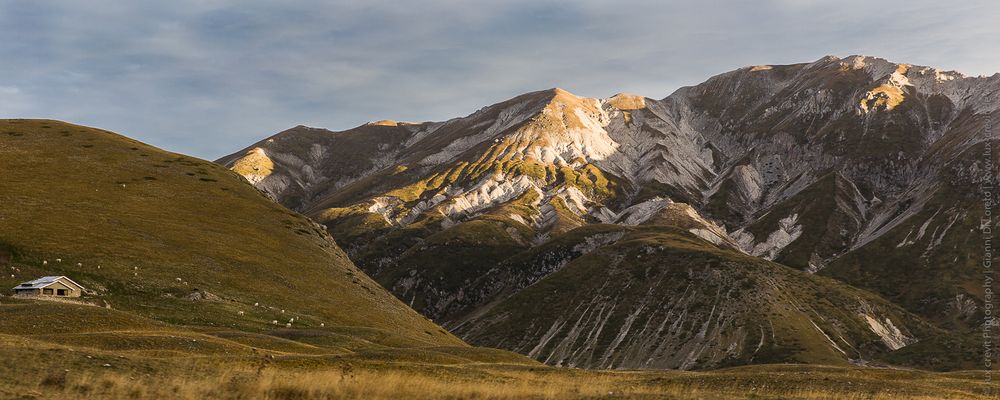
0 308 994 400
3 346 994 400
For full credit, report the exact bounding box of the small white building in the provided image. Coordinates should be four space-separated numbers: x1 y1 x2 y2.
12 276 85 298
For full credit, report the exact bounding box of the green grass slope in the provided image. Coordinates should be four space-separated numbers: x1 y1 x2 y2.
0 119 462 349
456 226 941 370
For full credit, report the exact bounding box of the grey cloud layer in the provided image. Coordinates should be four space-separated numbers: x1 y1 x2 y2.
1 0 997 158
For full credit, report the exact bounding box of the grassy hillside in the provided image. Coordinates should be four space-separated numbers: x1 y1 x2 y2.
456 226 941 370
2 119 993 398
0 119 462 348
1 326 994 399
823 141 996 332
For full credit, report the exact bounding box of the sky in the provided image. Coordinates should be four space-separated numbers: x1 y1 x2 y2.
1 1 998 160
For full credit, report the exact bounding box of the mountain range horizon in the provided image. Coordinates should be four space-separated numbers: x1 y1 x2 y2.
2 50 998 399
243 54 991 140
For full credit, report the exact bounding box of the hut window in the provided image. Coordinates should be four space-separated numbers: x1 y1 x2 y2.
43 288 54 295
57 289 68 296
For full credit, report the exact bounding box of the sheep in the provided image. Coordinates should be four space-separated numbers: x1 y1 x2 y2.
285 323 292 328
76 263 82 267
237 311 245 316
176 278 182 282
254 302 259 307
280 309 285 314
288 318 294 323
56 258 62 263
42 260 48 265
320 323 325 327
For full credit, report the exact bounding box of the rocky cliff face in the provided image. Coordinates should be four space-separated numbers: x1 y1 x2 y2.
220 55 999 370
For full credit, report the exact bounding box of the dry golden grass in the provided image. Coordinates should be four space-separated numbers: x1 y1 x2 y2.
34 369 611 400
3 300 989 399
10 361 997 400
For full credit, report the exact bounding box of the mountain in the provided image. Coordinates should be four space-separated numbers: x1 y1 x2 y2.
452 225 938 369
0 119 511 358
220 55 999 370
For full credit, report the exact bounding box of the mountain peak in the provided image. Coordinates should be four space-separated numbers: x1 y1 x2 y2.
367 119 416 127
549 86 572 94
605 93 646 110
542 87 588 106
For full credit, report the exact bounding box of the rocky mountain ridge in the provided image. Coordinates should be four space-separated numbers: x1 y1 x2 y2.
220 55 999 370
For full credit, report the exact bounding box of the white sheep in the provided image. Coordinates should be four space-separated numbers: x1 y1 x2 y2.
56 258 62 262
271 320 278 325
254 302 259 307
76 263 82 267
285 323 292 328
42 260 48 265
320 323 325 327
280 309 285 313
237 311 245 316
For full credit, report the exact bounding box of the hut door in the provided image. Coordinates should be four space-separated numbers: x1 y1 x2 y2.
57 289 68 296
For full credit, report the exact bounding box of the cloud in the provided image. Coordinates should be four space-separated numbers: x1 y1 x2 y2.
1 0 997 159
0 84 32 115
